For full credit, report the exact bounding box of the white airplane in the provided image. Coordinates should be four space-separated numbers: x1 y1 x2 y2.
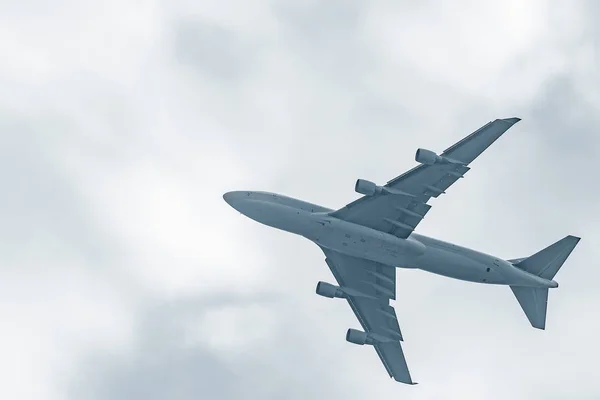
223 118 580 384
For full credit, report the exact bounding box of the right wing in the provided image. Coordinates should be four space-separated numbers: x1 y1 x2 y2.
318 247 416 384
330 118 520 239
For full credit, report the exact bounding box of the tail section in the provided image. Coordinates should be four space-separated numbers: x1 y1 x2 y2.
510 235 581 280
510 287 549 329
508 235 580 330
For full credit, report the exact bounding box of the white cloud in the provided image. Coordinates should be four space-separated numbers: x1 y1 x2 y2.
2 0 599 399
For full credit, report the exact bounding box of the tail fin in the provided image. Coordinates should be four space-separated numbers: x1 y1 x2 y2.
511 235 581 280
509 235 580 330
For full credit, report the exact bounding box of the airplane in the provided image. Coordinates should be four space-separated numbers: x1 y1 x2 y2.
222 117 580 384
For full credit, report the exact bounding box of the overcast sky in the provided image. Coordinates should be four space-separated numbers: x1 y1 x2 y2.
1 1 599 399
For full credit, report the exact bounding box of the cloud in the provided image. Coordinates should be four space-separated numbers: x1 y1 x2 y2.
69 294 364 400
2 1 600 399
0 113 139 400
172 20 259 84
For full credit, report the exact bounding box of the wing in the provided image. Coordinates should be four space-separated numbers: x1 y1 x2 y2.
320 247 415 384
330 118 520 238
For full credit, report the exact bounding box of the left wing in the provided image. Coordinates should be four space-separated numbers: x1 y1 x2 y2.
330 118 520 238
318 247 415 384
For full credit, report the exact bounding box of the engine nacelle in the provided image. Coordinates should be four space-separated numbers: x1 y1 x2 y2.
354 179 383 196
316 281 345 299
415 148 442 165
346 329 376 345
415 148 465 165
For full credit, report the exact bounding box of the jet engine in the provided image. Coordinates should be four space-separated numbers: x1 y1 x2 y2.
315 281 345 298
346 329 376 345
415 148 464 165
415 148 442 165
355 178 415 198
354 179 383 196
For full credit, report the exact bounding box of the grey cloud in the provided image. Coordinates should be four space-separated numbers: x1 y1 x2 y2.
82 351 234 400
8 1 599 399
172 20 262 84
0 113 117 265
270 0 371 80
530 75 598 153
269 0 411 133
69 294 364 400
493 73 600 232
71 302 236 400
0 111 144 400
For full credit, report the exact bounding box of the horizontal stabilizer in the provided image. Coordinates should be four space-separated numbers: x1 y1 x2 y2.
510 286 549 329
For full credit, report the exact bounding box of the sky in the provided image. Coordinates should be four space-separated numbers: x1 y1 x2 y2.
1 1 599 399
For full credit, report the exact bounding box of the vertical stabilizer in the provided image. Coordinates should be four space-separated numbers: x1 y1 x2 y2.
509 235 580 329
512 235 580 280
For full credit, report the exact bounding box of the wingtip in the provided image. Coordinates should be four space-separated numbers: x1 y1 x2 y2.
393 376 418 385
501 117 521 125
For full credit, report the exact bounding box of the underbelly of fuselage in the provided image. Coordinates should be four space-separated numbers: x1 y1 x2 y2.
411 236 506 284
304 215 506 285
304 215 423 267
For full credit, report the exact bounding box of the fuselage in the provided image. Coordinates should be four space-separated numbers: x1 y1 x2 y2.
223 191 558 288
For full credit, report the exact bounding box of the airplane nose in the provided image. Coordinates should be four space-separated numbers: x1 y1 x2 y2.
223 191 242 206
223 191 249 212
223 190 270 223
223 191 234 205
